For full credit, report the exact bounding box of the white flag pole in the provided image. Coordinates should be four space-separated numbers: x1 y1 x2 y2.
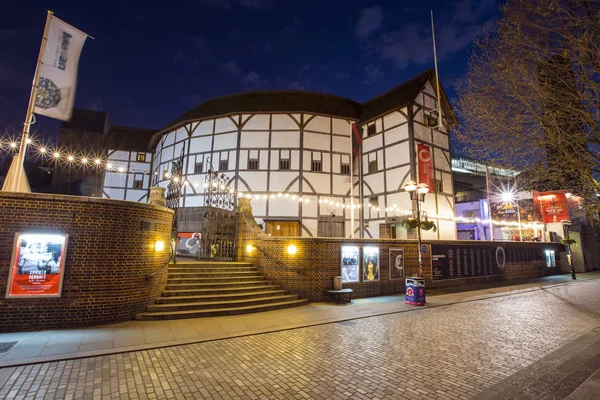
350 124 354 238
431 10 442 129
5 10 54 192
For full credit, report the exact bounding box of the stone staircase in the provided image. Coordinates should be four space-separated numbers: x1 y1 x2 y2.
135 261 308 320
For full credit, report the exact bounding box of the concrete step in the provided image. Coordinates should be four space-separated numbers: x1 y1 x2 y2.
167 276 265 283
135 299 309 320
155 290 290 304
161 285 282 297
147 294 300 312
168 266 259 273
170 261 254 268
165 280 273 290
167 271 261 279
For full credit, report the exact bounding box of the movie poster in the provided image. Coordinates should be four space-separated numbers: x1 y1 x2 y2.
389 248 404 280
363 246 380 282
6 233 68 298
341 246 359 283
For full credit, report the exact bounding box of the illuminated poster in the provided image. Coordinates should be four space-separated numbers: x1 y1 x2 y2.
389 248 404 280
533 191 570 223
341 246 359 283
363 246 380 282
176 232 202 257
6 233 68 298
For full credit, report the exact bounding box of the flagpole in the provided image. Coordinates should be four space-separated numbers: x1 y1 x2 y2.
7 10 54 192
350 125 354 238
431 10 442 128
486 165 495 241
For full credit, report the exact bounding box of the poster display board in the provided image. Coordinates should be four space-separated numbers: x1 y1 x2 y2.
389 248 404 280
363 246 380 282
430 244 505 281
341 246 359 283
6 233 68 298
176 232 202 257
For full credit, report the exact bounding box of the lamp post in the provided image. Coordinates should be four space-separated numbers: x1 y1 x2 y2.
562 220 576 280
402 180 429 277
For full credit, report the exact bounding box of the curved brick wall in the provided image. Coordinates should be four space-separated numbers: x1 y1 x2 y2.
0 192 173 332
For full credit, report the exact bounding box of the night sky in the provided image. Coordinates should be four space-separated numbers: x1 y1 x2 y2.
0 0 500 147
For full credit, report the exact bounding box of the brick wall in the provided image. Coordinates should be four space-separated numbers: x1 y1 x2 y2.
0 192 173 332
237 199 563 302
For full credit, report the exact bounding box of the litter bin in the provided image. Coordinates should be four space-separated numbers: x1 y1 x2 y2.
405 277 426 306
333 276 342 290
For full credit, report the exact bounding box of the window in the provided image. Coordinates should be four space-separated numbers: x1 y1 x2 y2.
279 159 290 170
369 161 378 173
219 160 228 171
341 163 350 175
367 124 376 136
136 153 146 162
248 159 259 170
425 115 438 127
194 162 203 174
133 180 143 189
311 160 322 172
370 196 379 207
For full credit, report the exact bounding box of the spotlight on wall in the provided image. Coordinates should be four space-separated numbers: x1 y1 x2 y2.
246 244 255 254
155 240 165 252
287 245 297 255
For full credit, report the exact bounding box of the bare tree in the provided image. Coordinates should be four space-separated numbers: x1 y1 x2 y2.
454 0 600 221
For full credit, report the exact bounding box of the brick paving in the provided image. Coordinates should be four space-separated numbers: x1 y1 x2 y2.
1 279 599 400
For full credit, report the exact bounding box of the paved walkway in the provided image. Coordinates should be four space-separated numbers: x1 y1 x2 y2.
0 272 599 399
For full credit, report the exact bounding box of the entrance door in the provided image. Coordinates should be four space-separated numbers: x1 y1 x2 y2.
265 221 300 237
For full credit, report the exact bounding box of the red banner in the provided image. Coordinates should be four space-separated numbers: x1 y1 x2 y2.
7 233 68 298
417 143 435 190
533 191 570 223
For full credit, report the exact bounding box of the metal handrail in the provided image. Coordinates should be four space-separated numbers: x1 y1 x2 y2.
146 240 175 280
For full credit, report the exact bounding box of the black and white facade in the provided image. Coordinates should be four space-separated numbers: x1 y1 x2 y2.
102 69 458 239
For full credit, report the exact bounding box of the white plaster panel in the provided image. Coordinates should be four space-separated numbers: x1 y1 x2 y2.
303 132 330 151
384 125 409 144
302 218 318 237
213 132 238 150
190 136 212 153
385 165 410 192
332 154 340 173
239 150 248 170
291 150 299 169
103 188 125 200
332 136 349 153
303 151 311 171
240 172 268 191
240 131 269 148
323 153 330 173
304 172 330 194
434 148 451 171
363 173 384 194
268 172 301 192
129 162 150 172
383 111 406 129
215 117 237 133
333 175 353 196
414 123 431 142
362 134 383 153
250 198 266 216
302 199 317 218
305 115 330 133
271 131 300 148
442 172 452 195
433 132 449 149
176 127 188 142
424 93 436 110
378 150 384 171
184 195 204 207
437 195 455 218
439 220 457 240
103 172 126 188
385 142 410 169
248 149 259 158
243 114 269 130
126 189 146 202
376 118 382 134
192 120 214 136
268 200 299 218
109 150 130 161
272 114 299 130
162 131 176 147
260 150 269 169
332 118 350 136
174 142 184 160
368 221 381 239
270 151 279 170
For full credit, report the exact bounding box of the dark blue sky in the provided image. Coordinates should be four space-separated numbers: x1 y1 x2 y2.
0 0 500 137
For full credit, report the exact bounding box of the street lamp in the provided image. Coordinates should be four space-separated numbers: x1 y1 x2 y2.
402 180 429 277
562 220 576 280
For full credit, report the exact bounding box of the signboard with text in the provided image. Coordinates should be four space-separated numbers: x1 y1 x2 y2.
6 233 69 298
430 244 505 281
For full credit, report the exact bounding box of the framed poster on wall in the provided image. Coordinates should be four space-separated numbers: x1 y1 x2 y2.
363 246 380 282
6 233 69 298
389 248 404 280
341 246 359 283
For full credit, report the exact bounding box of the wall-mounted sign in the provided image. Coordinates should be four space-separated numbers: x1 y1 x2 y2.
363 246 380 282
430 244 504 281
6 233 69 298
341 246 359 283
389 248 404 280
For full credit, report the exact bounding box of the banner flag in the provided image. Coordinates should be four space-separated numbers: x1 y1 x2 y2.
351 123 363 155
33 16 87 121
417 143 435 190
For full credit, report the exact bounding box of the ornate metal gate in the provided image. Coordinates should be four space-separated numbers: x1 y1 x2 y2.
199 168 237 260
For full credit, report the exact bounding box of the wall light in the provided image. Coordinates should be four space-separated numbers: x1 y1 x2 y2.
246 244 255 254
287 245 297 255
155 240 165 252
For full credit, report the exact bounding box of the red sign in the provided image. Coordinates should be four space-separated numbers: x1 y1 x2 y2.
533 191 570 223
417 143 435 190
6 233 68 298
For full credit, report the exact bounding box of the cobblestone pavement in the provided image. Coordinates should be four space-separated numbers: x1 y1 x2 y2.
1 279 600 400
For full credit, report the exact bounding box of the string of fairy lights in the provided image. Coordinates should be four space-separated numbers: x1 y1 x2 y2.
1 136 544 229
